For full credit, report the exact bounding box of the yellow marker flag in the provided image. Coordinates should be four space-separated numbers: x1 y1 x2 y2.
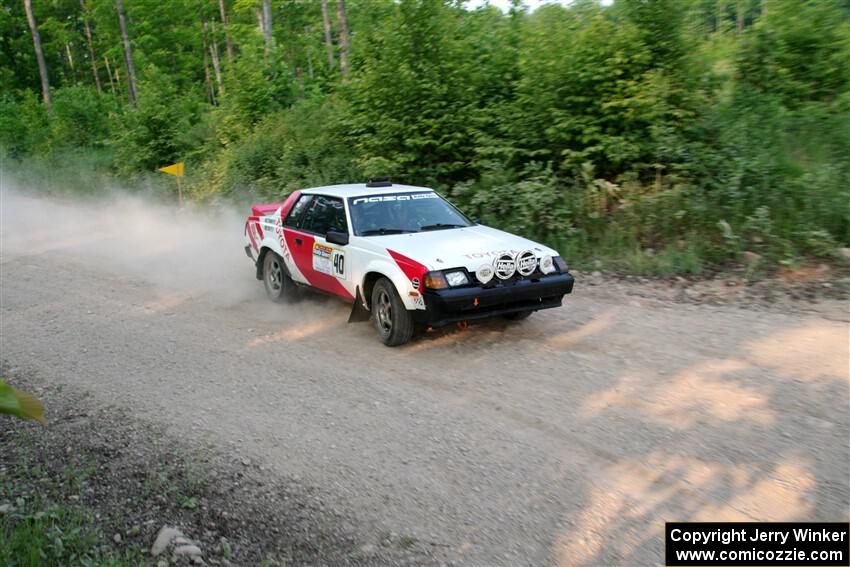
158 162 185 177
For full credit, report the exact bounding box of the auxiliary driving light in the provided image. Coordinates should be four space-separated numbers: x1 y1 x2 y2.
493 252 517 280
476 264 494 284
516 250 537 276
540 255 556 274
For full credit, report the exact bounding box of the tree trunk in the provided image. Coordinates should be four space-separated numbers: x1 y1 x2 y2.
104 55 116 96
320 0 334 68
23 0 52 108
203 47 216 105
65 42 77 82
335 0 349 76
207 21 224 95
80 0 102 93
200 22 216 105
736 0 744 33
218 0 234 66
716 0 724 34
114 0 138 105
262 0 273 51
304 26 314 80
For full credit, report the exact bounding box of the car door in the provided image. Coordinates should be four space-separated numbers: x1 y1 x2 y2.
282 194 353 300
278 193 313 285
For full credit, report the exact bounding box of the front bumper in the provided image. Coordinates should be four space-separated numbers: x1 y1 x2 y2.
415 272 575 327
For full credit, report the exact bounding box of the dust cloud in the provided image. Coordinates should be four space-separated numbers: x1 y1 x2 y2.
0 175 262 305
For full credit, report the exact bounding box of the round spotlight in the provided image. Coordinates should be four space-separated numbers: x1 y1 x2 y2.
476 263 494 284
493 252 516 280
516 250 537 276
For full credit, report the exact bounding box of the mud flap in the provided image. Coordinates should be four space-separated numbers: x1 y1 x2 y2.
348 287 371 323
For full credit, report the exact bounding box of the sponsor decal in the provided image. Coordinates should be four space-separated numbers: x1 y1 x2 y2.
312 242 346 280
274 217 292 264
351 192 438 206
411 277 420 290
464 249 519 260
312 242 334 275
493 252 517 280
516 250 537 276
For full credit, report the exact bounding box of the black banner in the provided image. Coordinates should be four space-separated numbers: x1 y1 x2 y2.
666 522 849 566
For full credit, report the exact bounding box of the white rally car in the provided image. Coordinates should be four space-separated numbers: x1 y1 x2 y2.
243 181 574 346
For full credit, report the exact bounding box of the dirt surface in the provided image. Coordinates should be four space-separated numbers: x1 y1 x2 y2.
0 366 431 566
1 188 849 566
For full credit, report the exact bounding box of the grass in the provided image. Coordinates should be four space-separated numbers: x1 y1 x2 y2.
554 233 709 277
0 491 144 567
0 440 144 567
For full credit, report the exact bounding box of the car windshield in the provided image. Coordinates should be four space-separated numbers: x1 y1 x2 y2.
348 191 473 236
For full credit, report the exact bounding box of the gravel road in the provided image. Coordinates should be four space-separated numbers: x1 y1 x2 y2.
2 188 848 566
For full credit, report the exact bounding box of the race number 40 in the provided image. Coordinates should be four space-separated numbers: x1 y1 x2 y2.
332 250 346 279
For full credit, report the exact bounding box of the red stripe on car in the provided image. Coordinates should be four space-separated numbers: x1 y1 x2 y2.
245 221 259 252
387 249 428 283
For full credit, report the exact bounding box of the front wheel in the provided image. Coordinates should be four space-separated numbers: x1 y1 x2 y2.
263 251 297 303
371 278 414 346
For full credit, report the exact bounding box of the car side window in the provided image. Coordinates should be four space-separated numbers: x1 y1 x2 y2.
283 194 313 228
300 195 348 235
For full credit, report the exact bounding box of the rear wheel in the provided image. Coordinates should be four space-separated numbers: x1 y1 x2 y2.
371 277 414 346
503 310 533 321
263 251 297 303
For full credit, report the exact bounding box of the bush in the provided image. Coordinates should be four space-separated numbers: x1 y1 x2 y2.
0 93 49 158
50 86 112 149
192 95 359 201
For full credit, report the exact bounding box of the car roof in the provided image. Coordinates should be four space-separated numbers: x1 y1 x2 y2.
301 183 434 199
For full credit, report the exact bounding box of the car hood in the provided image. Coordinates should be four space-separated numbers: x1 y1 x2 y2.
374 224 558 272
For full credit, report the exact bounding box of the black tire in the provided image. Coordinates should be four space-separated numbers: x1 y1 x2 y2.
371 277 414 346
263 251 297 303
503 310 533 321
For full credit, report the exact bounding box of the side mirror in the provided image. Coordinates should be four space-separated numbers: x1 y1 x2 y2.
473 217 481 225
326 230 349 246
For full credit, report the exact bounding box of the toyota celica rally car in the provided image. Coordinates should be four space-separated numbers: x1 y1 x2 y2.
243 180 574 346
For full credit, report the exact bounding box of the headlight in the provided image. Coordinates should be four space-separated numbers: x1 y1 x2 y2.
540 255 556 274
444 270 469 287
423 271 448 289
553 256 569 273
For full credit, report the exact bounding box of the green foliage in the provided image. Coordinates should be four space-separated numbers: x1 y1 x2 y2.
50 86 113 148
195 95 359 201
737 0 850 108
0 93 50 158
2 0 849 274
214 46 297 142
0 478 142 567
0 379 45 425
455 162 573 244
345 0 478 184
111 65 206 176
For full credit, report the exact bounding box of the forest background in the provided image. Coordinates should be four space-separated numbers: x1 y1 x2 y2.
2 0 849 275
